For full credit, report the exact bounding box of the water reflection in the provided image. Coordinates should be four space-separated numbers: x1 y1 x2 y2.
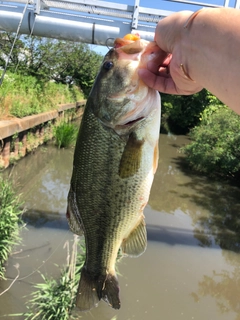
150 134 240 253
1 134 240 319
192 266 240 320
4 144 74 214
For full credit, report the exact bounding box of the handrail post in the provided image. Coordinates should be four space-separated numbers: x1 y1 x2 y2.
132 0 140 30
34 0 41 14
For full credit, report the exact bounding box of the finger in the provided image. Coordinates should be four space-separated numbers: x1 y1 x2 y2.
146 53 172 74
162 54 172 66
147 61 162 74
158 66 171 78
138 69 179 94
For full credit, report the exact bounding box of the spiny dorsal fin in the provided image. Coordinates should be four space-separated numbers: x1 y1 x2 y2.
119 132 144 179
121 216 147 257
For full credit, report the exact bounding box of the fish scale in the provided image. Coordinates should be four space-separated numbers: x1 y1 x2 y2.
67 36 161 311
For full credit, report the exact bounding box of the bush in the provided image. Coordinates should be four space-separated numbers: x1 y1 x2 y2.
54 122 78 148
181 107 240 177
161 90 224 134
0 178 24 279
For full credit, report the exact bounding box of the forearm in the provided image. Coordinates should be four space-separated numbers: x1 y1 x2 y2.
182 8 240 113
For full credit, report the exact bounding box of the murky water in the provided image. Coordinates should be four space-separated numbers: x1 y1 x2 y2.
1 134 240 320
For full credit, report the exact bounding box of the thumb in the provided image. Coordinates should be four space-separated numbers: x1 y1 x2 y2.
154 11 194 53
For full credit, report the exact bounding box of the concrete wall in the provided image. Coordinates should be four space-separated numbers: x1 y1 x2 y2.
0 100 85 169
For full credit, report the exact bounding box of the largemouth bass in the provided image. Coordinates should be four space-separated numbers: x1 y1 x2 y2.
67 35 161 311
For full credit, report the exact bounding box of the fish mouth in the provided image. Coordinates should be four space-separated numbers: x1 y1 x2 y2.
123 116 144 126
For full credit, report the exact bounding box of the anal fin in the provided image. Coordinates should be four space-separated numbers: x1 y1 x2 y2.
121 216 147 257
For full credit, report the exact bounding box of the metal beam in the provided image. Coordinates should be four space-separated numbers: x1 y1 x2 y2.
235 0 240 8
162 0 222 8
0 7 158 44
0 0 175 44
0 0 235 46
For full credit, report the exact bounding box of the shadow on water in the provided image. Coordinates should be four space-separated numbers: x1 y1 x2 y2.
23 208 69 230
147 223 201 246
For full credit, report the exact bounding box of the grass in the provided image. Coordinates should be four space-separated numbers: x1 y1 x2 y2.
0 177 24 279
20 236 84 320
0 72 84 119
10 237 122 319
53 121 78 148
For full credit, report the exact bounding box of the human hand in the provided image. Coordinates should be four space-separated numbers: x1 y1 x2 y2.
138 11 203 95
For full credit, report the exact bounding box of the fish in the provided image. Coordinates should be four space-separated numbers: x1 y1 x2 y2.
66 34 161 311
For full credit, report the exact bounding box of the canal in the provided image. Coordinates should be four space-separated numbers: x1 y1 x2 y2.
1 133 240 320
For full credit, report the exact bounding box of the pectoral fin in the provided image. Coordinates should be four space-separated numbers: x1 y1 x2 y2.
119 132 144 179
66 187 84 236
121 216 147 257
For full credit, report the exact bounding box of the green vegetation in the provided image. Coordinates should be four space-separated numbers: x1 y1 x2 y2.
0 31 103 118
0 72 83 118
161 88 240 179
0 32 103 105
11 238 122 319
181 107 240 178
21 237 84 320
0 178 24 279
161 90 224 134
53 122 78 149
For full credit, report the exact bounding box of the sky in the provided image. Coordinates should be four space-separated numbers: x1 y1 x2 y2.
90 0 235 55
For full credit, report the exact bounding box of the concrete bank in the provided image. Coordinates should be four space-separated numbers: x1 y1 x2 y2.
0 100 86 169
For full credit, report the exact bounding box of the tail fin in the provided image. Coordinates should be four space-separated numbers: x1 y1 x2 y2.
76 266 121 311
101 273 121 309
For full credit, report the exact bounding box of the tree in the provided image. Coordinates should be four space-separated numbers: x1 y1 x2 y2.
160 90 224 134
181 107 240 178
0 33 103 97
0 31 25 70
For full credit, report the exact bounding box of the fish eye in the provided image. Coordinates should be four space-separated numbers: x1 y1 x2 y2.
103 61 114 71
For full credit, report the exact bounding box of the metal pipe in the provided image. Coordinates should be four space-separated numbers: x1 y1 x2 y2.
0 8 156 44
